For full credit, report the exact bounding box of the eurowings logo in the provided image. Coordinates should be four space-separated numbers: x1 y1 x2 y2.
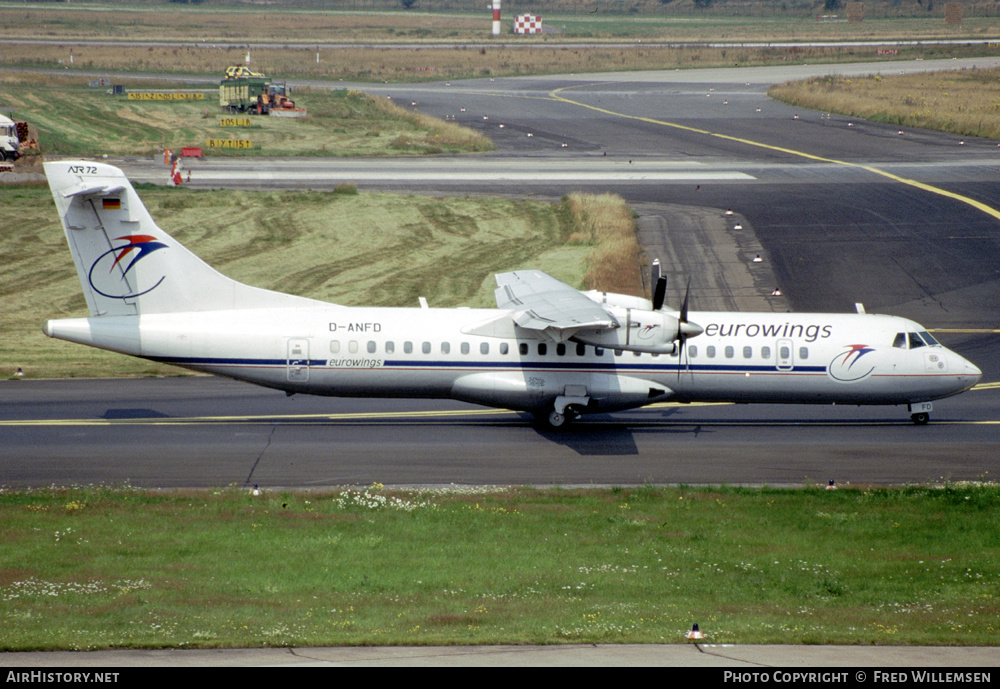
637 324 659 340
88 234 168 300
828 344 876 382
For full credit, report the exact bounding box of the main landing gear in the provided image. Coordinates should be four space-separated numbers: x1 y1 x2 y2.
543 407 581 429
536 393 591 429
538 400 585 429
910 412 930 425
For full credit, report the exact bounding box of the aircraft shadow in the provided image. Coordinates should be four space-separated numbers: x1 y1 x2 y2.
101 408 171 420
529 411 713 456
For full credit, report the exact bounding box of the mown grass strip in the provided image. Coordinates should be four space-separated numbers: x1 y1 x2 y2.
0 187 637 379
1 484 997 650
0 78 492 158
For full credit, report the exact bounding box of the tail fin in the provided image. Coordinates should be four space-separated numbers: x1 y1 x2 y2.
45 161 318 316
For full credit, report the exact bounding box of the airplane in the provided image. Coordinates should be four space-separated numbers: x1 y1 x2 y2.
42 160 981 428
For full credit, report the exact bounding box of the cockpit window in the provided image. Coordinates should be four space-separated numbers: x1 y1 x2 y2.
918 331 939 346
908 332 926 349
893 333 907 349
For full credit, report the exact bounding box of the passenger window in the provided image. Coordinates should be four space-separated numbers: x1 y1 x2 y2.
614 349 623 357
724 346 734 359
461 342 470 355
779 346 790 359
743 346 753 359
367 341 377 354
556 343 566 356
595 347 604 356
480 342 489 355
538 343 547 356
330 341 340 354
576 343 586 356
349 341 359 354
441 342 450 354
706 346 716 358
404 341 413 354
500 343 509 355
689 346 698 358
422 342 431 354
908 332 926 349
519 343 528 356
385 341 395 354
893 332 907 349
799 347 809 360
761 346 770 359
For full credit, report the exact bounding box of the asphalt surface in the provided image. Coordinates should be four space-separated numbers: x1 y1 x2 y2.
2 375 997 488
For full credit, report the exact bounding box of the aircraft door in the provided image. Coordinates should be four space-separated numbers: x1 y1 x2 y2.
776 339 794 371
287 338 310 382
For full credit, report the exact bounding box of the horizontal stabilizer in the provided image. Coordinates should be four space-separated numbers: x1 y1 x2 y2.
61 181 127 199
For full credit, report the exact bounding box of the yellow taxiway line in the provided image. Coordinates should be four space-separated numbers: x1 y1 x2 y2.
548 85 1000 225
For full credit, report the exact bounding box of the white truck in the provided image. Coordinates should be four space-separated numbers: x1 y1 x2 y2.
1 114 21 162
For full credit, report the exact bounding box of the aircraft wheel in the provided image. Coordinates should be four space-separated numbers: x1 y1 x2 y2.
547 410 566 429
910 412 930 425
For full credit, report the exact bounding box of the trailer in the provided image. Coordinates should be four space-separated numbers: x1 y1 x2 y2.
218 66 296 115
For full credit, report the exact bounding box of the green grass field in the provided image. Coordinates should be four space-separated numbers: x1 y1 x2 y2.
1 484 997 650
0 186 639 379
5 3 1000 84
0 80 492 158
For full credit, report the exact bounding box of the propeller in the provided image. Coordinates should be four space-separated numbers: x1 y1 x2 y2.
677 278 703 379
652 276 667 312
649 258 702 376
651 259 667 312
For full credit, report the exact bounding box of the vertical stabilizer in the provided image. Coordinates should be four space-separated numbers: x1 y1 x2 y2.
44 161 319 316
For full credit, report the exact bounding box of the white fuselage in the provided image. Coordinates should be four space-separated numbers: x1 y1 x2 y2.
45 304 982 416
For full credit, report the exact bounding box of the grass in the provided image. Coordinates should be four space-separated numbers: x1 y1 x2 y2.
5 4 1000 84
1 483 997 650
6 3 1000 43
6 39 1000 84
567 193 646 299
770 67 1000 141
0 187 636 379
0 78 492 158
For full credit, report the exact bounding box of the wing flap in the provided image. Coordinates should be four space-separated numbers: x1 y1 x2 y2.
494 271 618 339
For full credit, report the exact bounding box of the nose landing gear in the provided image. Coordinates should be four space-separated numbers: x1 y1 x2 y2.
908 402 933 425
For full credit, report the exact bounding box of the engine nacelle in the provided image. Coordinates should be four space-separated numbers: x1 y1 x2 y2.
582 290 653 312
573 307 699 354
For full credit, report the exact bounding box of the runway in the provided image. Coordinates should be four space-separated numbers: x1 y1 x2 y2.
10 58 1000 490
2 374 997 489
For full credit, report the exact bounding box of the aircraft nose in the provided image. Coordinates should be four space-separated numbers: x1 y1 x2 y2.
954 352 982 388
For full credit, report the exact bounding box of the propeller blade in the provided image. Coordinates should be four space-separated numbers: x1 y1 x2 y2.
680 278 691 324
652 276 667 311
677 278 697 380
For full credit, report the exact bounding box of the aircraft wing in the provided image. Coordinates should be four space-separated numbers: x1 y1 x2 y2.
494 271 618 340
